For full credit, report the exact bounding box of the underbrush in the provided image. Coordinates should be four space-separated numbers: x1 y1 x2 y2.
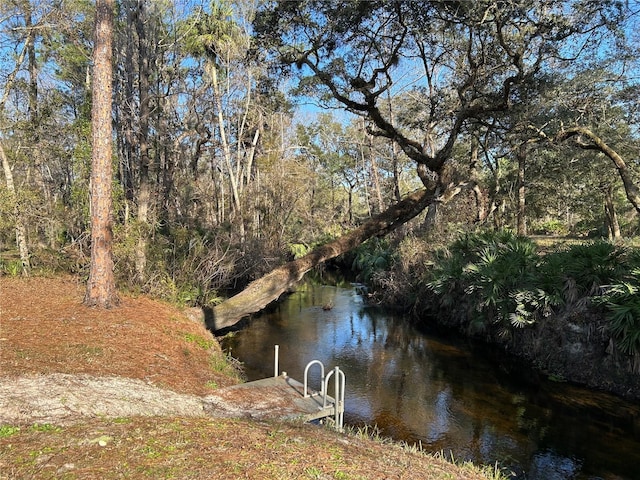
112 226 289 308
371 230 640 375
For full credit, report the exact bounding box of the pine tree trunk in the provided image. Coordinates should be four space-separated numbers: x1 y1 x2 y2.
85 0 118 308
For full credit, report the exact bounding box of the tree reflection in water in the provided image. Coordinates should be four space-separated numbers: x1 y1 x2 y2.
221 281 640 480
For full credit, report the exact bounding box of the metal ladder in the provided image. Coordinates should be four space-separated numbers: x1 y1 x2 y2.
273 345 346 431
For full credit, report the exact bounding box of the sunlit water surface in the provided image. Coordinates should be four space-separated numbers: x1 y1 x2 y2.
221 281 640 480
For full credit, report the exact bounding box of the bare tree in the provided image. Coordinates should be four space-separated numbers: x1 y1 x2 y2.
0 1 36 275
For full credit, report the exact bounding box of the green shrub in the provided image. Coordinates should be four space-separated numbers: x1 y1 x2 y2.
426 230 549 334
1 259 22 276
289 243 310 259
114 225 233 307
426 232 640 361
351 238 394 284
601 282 640 357
594 257 640 361
531 219 569 236
549 241 627 298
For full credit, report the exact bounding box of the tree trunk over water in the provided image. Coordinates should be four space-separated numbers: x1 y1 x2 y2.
210 188 433 331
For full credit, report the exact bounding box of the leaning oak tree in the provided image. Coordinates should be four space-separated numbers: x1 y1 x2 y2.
85 0 118 307
526 64 640 229
556 126 640 216
211 0 623 330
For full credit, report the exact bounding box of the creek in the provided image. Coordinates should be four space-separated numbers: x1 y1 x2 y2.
221 279 640 480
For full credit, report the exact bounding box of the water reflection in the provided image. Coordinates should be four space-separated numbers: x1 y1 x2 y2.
221 282 640 480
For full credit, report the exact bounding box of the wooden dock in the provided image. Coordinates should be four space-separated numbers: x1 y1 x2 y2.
204 375 337 423
203 348 345 429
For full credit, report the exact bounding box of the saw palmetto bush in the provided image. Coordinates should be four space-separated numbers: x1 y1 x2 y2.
426 230 553 335
426 233 640 367
548 241 627 299
593 250 640 368
601 281 640 353
350 238 394 284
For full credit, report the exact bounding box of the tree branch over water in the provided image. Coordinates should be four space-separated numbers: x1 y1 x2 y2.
211 188 433 331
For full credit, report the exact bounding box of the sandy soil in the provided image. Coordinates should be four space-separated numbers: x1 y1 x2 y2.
0 276 241 423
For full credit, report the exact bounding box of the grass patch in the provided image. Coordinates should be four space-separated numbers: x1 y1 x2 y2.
111 417 132 425
209 351 245 383
0 416 509 479
28 424 62 433
182 332 216 350
0 425 20 438
205 380 219 389
73 344 104 357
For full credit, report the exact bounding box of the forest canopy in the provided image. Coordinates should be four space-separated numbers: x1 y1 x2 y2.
1 0 639 319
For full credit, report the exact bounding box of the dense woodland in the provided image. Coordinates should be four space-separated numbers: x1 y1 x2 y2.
2 1 640 379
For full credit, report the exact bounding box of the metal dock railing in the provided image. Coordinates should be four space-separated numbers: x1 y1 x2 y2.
206 345 345 431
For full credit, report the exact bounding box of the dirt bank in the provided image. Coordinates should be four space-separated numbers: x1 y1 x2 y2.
0 276 501 480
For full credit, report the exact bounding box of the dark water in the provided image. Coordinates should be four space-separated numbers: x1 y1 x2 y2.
221 281 640 480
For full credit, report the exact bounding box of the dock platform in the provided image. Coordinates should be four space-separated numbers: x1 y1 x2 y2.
204 347 345 429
